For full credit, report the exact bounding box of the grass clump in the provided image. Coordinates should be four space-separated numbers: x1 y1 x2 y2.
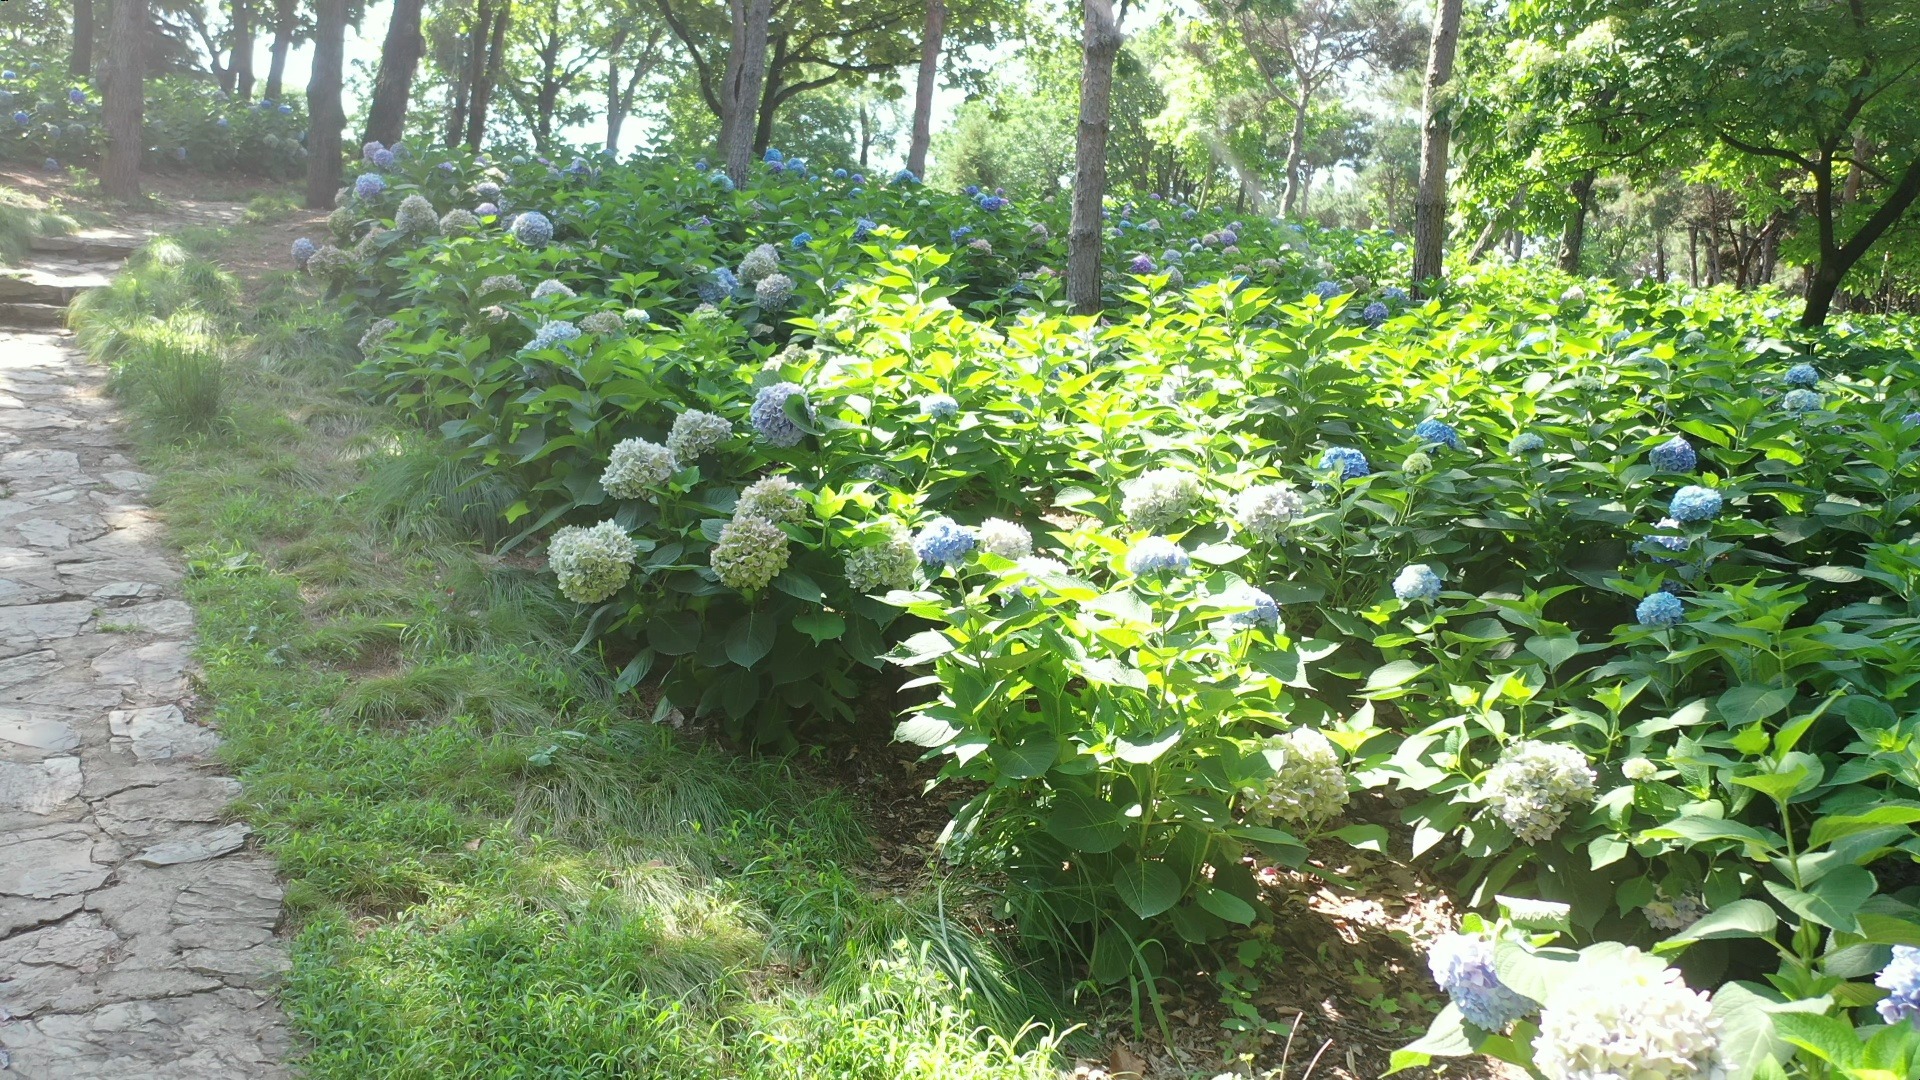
0 185 75 264
96 227 1066 1078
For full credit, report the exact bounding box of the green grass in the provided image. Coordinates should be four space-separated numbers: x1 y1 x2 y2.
85 229 1067 1078
0 185 75 265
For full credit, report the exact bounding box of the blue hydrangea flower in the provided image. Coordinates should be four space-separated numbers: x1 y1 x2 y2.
1783 363 1819 387
853 217 876 241
1220 582 1280 630
913 517 976 567
1413 418 1463 450
216 116 229 128
526 320 581 352
371 147 396 169
1 71 15 80
710 173 735 193
277 103 292 114
751 382 811 447
696 267 737 304
1382 285 1410 305
784 158 807 175
354 172 386 199
1649 435 1696 473
1126 537 1191 576
1393 564 1443 603
977 194 1009 212
852 173 865 184
42 157 59 172
1311 280 1344 300
964 184 981 196
1318 446 1370 480
950 225 972 242
833 168 848 179
1669 485 1724 523
1904 412 1920 427
1783 388 1823 413
512 210 553 248
1130 254 1155 274
1362 301 1390 326
1428 932 1536 1031
763 147 784 164
790 231 811 249
291 237 317 268
68 88 86 105
893 168 920 185
923 393 959 420
1876 945 1920 1027
1508 432 1544 454
1636 592 1685 627
11 110 27 125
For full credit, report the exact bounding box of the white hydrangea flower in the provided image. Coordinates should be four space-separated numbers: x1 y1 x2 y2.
1483 740 1598 843
1121 468 1204 531
737 243 780 286
532 279 575 299
599 438 677 499
711 514 790 591
1244 728 1348 827
735 476 807 523
548 521 636 603
1622 757 1659 781
666 409 732 461
479 273 523 295
1532 951 1725 1080
1232 483 1304 542
976 518 1032 559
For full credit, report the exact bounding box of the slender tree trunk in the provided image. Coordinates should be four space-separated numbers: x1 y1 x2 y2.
101 0 146 201
721 0 774 185
448 0 488 146
70 0 94 78
604 28 630 149
263 0 296 99
363 0 427 147
858 100 872 168
1557 168 1596 273
233 0 255 99
1654 228 1667 282
906 0 945 179
1067 0 1122 315
1280 96 1309 217
1411 0 1463 296
465 0 512 150
1687 226 1698 286
305 0 347 209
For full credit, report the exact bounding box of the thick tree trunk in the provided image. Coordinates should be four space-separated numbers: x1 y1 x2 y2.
362 0 427 147
1280 98 1308 217
304 0 347 209
101 0 146 201
906 0 945 179
70 0 94 79
465 0 512 150
232 0 255 99
263 0 296 100
1411 0 1463 296
1801 155 1920 327
1067 0 1122 315
721 0 774 185
1557 169 1596 274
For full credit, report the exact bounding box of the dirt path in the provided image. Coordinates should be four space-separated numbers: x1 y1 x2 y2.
0 205 291 1077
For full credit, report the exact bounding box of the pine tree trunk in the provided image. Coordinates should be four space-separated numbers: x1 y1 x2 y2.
263 0 296 100
906 0 944 179
1411 0 1464 296
1067 0 1122 315
233 0 255 99
304 0 347 209
70 0 94 78
1557 169 1596 274
722 0 773 185
101 0 146 201
362 0 426 146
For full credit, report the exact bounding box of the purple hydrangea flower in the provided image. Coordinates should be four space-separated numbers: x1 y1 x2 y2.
354 173 386 200
1428 933 1536 1030
1650 436 1696 473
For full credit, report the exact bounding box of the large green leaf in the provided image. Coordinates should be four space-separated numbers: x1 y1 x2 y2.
1045 791 1127 854
723 611 777 668
1115 728 1182 764
1655 899 1778 951
1387 1004 1475 1074
1809 803 1920 848
1765 864 1876 931
1196 886 1256 925
1112 859 1183 919
1716 686 1795 726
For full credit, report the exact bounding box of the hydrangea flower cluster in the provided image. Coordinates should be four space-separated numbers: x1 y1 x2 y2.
579 311 624 335
531 279 575 299
1668 485 1723 523
755 273 794 309
1782 388 1823 413
305 244 351 280
548 521 636 603
354 173 386 199
1311 280 1344 300
526 319 581 351
439 208 480 234
1393 564 1443 602
1413 418 1462 449
1650 435 1696 473
1531 953 1724 1080
394 194 438 235
1427 931 1537 1031
357 318 398 356
922 393 960 421
666 409 731 461
479 274 522 295
1121 469 1204 531
1232 483 1305 542
1508 432 1545 454
1783 363 1819 387
1622 757 1659 781
1219 581 1280 630
1361 301 1390 326
751 382 812 447
1318 446 1370 480
845 530 919 594
1125 537 1190 575
710 514 790 591
600 438 676 499
738 243 780 285
291 237 317 268
1245 728 1347 824
853 217 877 241
474 181 502 202
698 267 738 304
1483 740 1597 843
976 518 1032 560
1875 945 1920 1026
1130 254 1155 274
1636 591 1685 627
735 476 807 524
913 517 976 567
1642 892 1707 932
1403 451 1433 475
512 210 553 247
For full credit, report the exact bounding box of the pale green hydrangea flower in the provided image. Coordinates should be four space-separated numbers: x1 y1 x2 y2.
548 521 636 603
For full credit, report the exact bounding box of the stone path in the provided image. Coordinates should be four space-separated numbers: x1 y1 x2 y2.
0 214 291 1076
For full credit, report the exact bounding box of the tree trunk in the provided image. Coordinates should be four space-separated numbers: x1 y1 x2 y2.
1280 96 1308 217
1067 0 1122 315
232 0 255 99
101 0 146 201
604 28 629 149
362 0 426 147
1801 155 1920 327
906 0 945 179
263 0 296 100
465 0 512 150
304 0 347 209
858 100 872 168
70 0 94 78
1411 0 1463 296
721 0 774 185
448 0 487 146
1557 168 1596 273
1654 228 1666 282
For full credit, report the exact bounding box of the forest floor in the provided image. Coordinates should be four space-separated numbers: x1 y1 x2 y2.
0 170 1515 1080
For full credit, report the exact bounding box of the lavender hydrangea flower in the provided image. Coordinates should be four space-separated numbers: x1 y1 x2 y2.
371 148 396 169
475 181 502 201
1783 363 1819 387
291 237 317 268
913 517 976 567
1876 945 1920 1026
354 173 386 200
1125 537 1191 575
1130 254 1155 274
750 382 811 447
1636 592 1684 627
977 194 1009 212
1413 418 1462 449
1393 564 1443 603
512 210 553 247
362 140 385 162
1668 486 1723 523
1361 301 1390 326
1428 932 1537 1031
1318 446 1370 480
1649 436 1696 473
